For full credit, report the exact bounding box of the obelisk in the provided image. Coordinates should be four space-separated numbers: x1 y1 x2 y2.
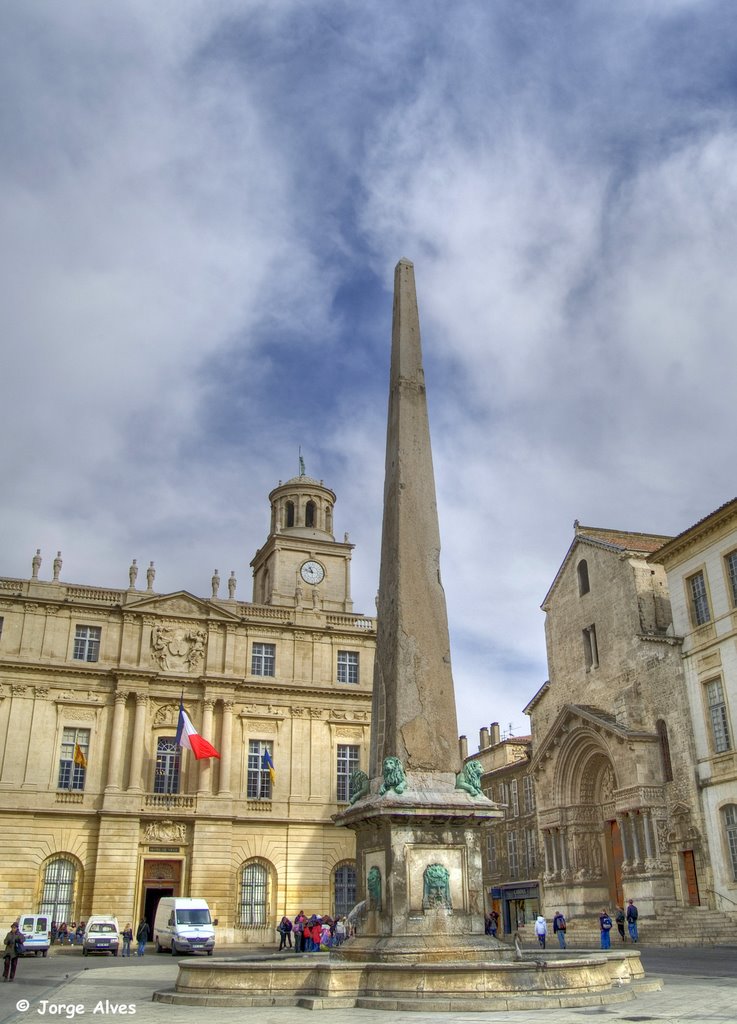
369 258 461 778
335 259 503 960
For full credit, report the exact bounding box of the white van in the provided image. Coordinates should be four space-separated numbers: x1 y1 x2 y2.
17 914 50 957
153 897 216 955
82 916 120 956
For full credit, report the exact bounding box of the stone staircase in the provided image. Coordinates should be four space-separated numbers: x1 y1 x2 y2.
522 905 737 949
649 904 737 946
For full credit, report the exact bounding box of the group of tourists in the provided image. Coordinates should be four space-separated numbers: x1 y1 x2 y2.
276 912 350 951
600 899 639 948
528 899 639 951
533 910 568 949
50 921 85 944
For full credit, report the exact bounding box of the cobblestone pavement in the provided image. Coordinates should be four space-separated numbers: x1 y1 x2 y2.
1 951 735 1024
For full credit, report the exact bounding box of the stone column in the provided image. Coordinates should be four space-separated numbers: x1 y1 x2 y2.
642 809 654 860
542 831 552 875
617 816 629 863
127 694 148 792
198 699 215 795
630 812 641 864
559 828 569 873
106 691 129 791
218 700 234 795
551 830 559 875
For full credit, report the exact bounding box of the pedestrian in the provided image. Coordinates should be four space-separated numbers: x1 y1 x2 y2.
121 923 133 957
3 922 24 982
626 899 639 942
615 906 626 942
277 916 292 951
599 908 613 950
136 918 149 957
293 911 306 953
334 917 347 946
552 910 567 949
534 914 547 949
75 922 85 945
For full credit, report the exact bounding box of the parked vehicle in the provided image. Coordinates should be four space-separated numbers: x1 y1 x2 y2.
17 914 50 957
82 916 120 956
153 897 216 955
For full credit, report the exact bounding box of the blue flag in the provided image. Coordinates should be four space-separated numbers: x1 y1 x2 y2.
262 748 275 784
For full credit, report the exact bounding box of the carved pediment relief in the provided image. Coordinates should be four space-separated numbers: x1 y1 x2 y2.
530 703 653 773
127 590 242 623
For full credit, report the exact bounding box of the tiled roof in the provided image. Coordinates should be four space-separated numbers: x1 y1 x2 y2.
574 524 671 554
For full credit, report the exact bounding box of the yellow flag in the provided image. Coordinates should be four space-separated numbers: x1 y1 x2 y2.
74 743 87 769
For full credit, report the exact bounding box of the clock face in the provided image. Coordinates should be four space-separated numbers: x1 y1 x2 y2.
300 560 325 585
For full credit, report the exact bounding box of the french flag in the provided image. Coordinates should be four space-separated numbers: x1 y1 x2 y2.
175 700 220 760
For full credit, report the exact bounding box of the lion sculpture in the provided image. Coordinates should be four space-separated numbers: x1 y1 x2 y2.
348 769 370 805
455 759 484 797
379 755 407 795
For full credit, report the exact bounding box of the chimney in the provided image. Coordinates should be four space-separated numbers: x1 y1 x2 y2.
480 726 490 750
490 722 500 745
459 735 468 760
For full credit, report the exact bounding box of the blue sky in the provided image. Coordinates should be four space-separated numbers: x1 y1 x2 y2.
3 1 737 747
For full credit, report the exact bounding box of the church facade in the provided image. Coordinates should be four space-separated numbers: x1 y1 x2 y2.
0 473 375 943
529 523 710 932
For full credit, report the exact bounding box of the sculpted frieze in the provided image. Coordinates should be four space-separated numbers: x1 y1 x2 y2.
143 820 188 843
152 702 180 729
151 624 206 672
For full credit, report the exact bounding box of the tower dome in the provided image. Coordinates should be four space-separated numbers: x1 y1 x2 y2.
268 476 336 540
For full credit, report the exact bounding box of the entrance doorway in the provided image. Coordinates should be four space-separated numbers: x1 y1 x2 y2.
682 850 701 905
606 820 624 908
144 887 173 936
141 859 182 935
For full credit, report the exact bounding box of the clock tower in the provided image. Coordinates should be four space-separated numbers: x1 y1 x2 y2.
250 472 355 612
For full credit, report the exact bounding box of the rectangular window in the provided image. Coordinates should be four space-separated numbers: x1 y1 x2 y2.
499 782 509 812
486 832 498 875
510 778 519 817
583 624 599 670
525 828 538 872
57 728 89 791
247 740 273 799
337 744 360 802
73 625 101 662
251 642 275 677
705 679 732 753
337 651 359 684
726 551 737 608
507 830 519 878
688 571 711 626
153 737 181 794
523 774 536 813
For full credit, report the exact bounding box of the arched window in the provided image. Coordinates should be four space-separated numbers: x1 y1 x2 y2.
239 862 269 925
656 720 673 782
305 501 316 528
285 501 295 528
577 560 590 596
39 857 77 923
723 805 737 881
154 737 181 794
333 862 356 918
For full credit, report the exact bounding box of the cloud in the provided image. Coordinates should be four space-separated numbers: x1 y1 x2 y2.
2 1 737 742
